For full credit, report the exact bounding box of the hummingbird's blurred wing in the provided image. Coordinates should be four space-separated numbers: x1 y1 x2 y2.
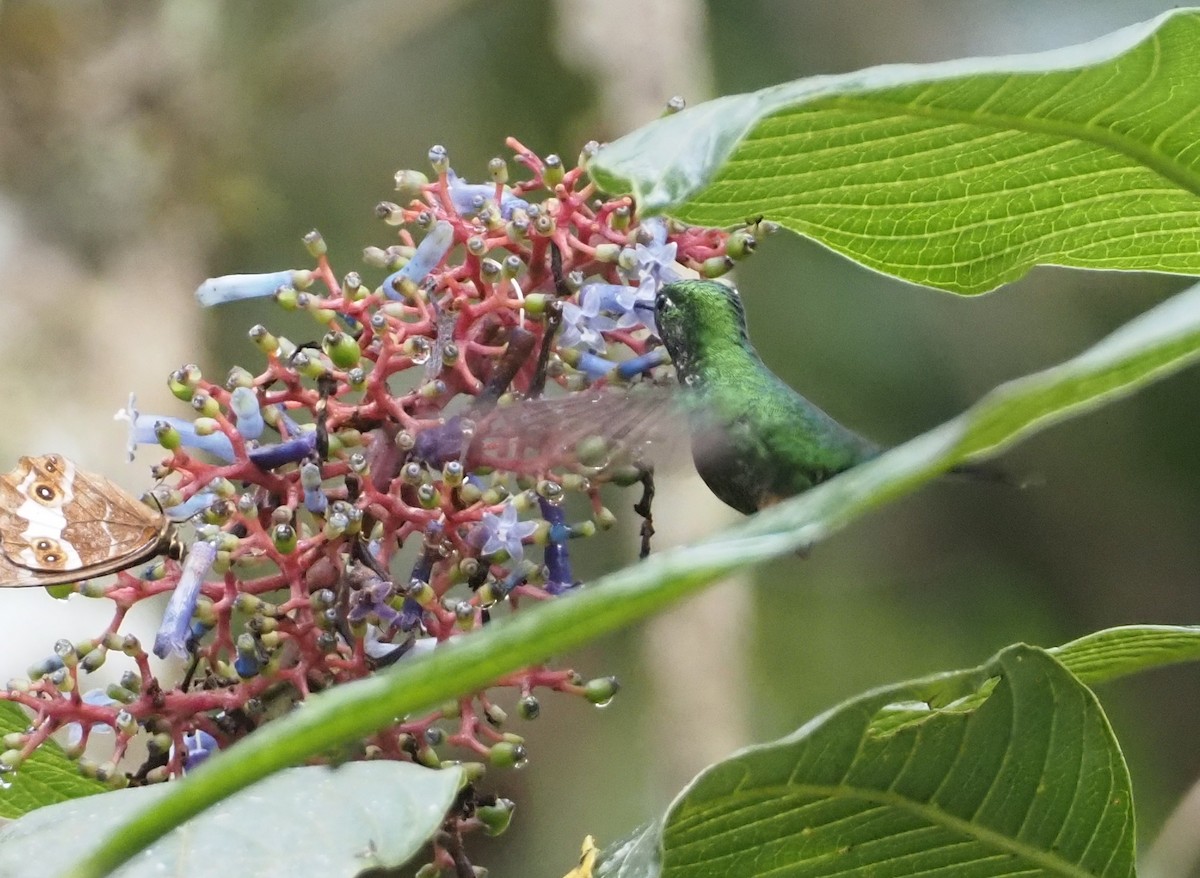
466 383 691 479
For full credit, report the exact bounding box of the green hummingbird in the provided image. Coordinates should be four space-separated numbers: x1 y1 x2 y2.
652 279 1014 514
652 279 883 514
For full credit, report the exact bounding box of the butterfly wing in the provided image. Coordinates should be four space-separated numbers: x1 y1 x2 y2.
62 467 167 566
0 455 167 588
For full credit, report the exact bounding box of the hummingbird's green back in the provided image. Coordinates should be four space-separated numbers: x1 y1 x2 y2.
655 279 881 514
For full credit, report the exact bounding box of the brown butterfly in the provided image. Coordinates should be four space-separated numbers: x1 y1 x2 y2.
0 454 170 587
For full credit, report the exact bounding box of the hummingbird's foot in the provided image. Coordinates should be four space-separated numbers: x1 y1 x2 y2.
639 518 655 560
634 466 656 559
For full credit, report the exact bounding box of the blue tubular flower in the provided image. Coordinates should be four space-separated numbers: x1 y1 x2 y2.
273 405 302 436
382 220 454 301
616 349 669 380
392 522 443 630
153 540 217 660
538 498 576 595
195 270 311 307
229 387 264 440
234 633 261 678
446 169 529 219
181 730 219 771
476 501 538 562
571 350 618 382
164 490 216 521
115 395 234 463
247 430 317 469
561 339 667 383
559 285 618 351
300 461 327 515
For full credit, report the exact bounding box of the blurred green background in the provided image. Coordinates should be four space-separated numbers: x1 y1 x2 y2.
1 1 1197 875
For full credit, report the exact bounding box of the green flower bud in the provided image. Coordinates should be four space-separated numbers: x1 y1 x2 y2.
80 648 108 673
322 330 361 368
542 154 564 187
375 201 405 226
488 156 508 184
477 798 516 836
394 169 429 201
584 676 620 706
272 523 297 554
487 741 527 769
428 144 450 174
303 229 327 257
484 704 507 727
725 230 757 261
274 287 299 310
702 255 735 278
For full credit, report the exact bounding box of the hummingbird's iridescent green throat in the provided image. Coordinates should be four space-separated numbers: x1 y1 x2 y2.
654 279 882 515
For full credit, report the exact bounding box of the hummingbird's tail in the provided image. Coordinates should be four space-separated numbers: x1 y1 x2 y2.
947 461 1041 489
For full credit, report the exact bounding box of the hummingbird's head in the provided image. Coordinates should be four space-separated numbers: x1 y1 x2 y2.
654 280 750 380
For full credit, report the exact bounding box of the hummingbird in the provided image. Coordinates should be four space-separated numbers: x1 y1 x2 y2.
652 279 883 514
652 279 1014 514
450 277 1009 519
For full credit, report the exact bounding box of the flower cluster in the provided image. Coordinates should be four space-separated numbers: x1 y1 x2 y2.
1 137 759 869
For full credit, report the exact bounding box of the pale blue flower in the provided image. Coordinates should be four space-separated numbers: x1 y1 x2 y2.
446 169 529 219
164 490 216 521
153 540 217 660
560 286 618 351
476 501 538 562
229 387 264 440
382 220 454 300
115 394 234 463
195 270 310 307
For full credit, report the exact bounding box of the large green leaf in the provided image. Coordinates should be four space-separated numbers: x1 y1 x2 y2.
0 762 461 878
601 645 1134 878
0 702 106 818
589 9 1200 293
60 280 1200 878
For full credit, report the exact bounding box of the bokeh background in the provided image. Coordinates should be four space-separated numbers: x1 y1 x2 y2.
1 1 1198 875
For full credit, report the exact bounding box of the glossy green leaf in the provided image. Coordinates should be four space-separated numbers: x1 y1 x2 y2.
63 279 1200 878
601 646 1133 878
0 762 460 878
589 9 1200 293
1051 624 1200 685
0 702 106 818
